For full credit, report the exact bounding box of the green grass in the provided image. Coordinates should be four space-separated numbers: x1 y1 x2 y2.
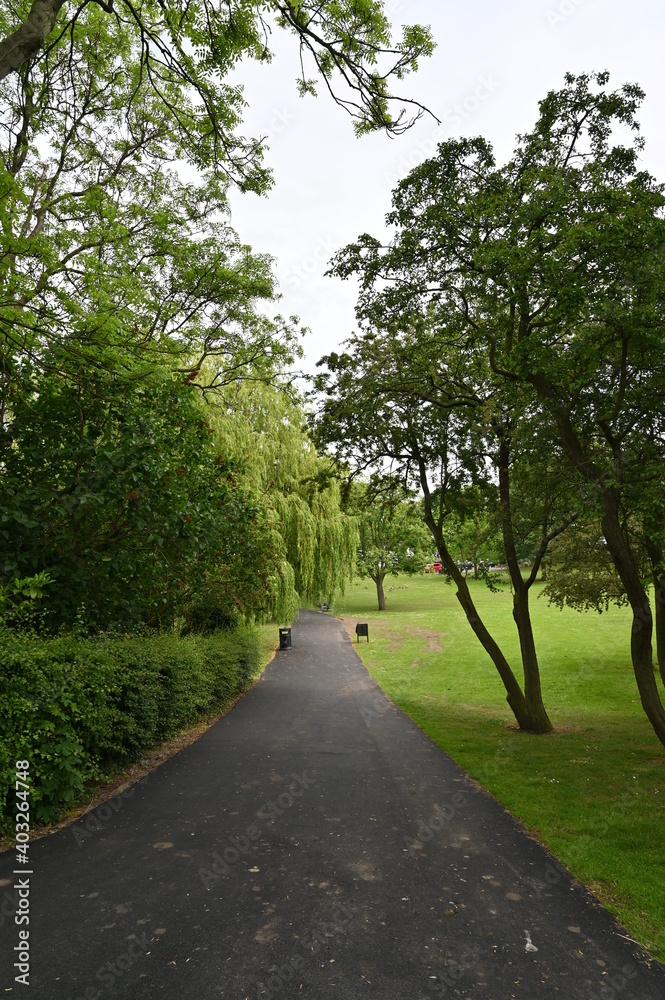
333 573 665 962
257 623 280 668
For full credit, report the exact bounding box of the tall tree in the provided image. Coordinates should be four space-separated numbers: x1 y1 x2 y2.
207 377 357 611
0 8 298 390
314 322 575 733
350 485 431 610
330 72 665 746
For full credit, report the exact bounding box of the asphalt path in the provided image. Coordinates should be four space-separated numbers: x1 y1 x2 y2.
1 610 664 999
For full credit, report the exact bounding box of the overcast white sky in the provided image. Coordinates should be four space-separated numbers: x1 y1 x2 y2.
227 0 665 375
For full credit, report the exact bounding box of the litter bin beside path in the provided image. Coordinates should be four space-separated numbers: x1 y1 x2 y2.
279 627 292 650
355 623 369 643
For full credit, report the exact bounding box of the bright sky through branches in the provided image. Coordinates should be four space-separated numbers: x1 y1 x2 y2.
227 0 665 374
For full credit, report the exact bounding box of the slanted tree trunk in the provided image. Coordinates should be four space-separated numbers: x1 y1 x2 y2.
0 0 68 82
497 438 553 734
600 490 665 747
428 521 550 733
373 573 387 611
534 402 665 748
412 442 551 733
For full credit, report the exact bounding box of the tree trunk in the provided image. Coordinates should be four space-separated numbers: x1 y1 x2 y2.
415 449 549 734
646 540 665 688
600 489 665 747
374 574 387 611
497 437 553 733
655 579 665 688
0 0 67 82
431 524 550 733
511 585 552 732
528 389 665 745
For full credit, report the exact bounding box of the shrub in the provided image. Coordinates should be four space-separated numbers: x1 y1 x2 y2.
0 627 262 829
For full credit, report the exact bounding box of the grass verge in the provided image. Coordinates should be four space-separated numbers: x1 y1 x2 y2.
334 574 665 962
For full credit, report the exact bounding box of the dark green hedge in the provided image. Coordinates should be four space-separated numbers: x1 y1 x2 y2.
0 627 263 830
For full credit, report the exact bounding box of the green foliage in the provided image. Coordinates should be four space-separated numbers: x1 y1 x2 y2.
207 379 357 611
0 572 52 609
350 484 431 608
543 521 630 614
0 625 262 827
0 362 271 630
0 5 299 390
0 2 435 176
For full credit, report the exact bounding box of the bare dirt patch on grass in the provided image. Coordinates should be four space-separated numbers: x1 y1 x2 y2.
409 625 444 652
339 617 444 654
339 616 404 650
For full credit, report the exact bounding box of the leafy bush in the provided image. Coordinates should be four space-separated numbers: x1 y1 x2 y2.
0 626 262 829
0 366 271 632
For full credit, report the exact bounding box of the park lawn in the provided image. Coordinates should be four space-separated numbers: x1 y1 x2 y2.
332 573 665 963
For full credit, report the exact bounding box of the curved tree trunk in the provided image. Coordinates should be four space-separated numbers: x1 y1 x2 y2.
497 437 553 733
600 490 665 747
432 526 551 733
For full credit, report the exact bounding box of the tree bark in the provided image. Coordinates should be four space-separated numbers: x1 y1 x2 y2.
374 574 387 611
655 579 665 688
430 523 550 733
646 540 665 688
0 0 68 81
497 437 553 733
600 489 665 746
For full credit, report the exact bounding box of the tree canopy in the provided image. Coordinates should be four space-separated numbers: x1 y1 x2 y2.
0 1 435 187
318 72 665 744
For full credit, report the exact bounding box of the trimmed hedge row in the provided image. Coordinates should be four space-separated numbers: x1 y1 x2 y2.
0 627 263 830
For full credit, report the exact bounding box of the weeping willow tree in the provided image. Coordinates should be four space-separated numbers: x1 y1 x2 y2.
204 379 356 618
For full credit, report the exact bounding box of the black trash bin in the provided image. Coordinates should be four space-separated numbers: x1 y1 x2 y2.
279 627 292 650
355 623 369 643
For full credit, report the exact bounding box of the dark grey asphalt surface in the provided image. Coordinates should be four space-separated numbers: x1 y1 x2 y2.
1 610 664 999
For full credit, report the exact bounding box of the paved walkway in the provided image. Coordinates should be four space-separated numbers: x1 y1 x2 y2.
1 611 664 998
